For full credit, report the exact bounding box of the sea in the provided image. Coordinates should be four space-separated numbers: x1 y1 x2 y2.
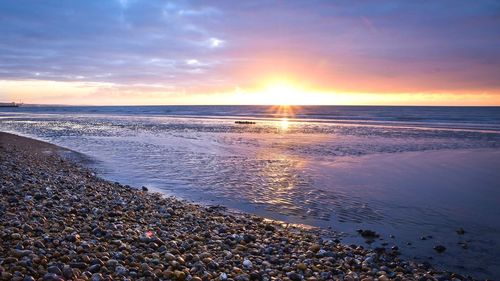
1 105 499 279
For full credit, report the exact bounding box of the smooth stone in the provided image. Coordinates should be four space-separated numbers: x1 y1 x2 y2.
296 263 307 271
264 224 275 232
379 276 390 281
165 253 176 261
70 262 88 269
243 259 253 269
42 273 63 281
288 272 302 281
47 266 62 276
62 265 74 279
174 270 186 281
88 264 101 273
115 265 128 276
91 273 104 281
66 233 81 242
106 259 119 267
12 249 32 258
1 272 13 280
249 272 262 281
310 244 321 252
235 274 250 281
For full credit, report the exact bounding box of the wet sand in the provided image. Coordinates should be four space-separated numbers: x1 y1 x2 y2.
0 132 476 280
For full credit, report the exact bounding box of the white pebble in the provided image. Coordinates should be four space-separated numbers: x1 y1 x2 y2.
243 259 253 269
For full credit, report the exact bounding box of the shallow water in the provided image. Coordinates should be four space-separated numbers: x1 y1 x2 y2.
1 106 500 279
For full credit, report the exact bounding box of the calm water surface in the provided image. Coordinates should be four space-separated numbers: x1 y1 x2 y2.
1 106 499 279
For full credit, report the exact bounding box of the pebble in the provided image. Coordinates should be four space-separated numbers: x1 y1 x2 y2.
66 233 81 242
47 266 62 276
62 265 74 279
165 253 176 261
288 272 302 281
243 259 253 269
310 244 321 252
174 270 186 280
12 249 32 258
91 273 104 281
235 274 250 281
42 273 63 281
88 264 101 273
115 265 128 276
297 263 307 271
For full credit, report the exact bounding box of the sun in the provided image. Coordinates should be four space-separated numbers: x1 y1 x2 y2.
264 81 309 106
264 83 298 106
260 81 304 120
231 79 327 106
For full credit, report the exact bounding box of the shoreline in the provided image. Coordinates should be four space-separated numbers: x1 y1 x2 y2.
0 132 475 280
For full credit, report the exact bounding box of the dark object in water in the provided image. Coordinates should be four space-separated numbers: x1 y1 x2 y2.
357 229 379 238
456 228 465 235
141 186 148 192
458 241 468 249
433 245 446 253
235 121 256 125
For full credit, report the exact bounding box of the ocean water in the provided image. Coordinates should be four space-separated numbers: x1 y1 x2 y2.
1 105 500 279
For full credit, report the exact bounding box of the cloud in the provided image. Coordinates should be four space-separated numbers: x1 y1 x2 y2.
0 0 499 102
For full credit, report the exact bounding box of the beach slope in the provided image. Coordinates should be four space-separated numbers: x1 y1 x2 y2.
0 132 469 280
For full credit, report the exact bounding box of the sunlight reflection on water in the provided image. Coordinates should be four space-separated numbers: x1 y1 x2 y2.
279 118 290 131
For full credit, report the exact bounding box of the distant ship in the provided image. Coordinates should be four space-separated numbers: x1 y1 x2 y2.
0 102 22 107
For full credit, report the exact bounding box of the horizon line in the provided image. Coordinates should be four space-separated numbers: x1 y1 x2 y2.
9 103 500 108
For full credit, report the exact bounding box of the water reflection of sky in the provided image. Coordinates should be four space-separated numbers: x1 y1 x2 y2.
1 113 500 279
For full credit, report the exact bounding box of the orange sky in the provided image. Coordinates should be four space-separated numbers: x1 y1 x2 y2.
2 79 499 106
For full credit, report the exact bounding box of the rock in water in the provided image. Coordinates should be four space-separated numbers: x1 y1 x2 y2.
357 229 379 238
433 245 447 253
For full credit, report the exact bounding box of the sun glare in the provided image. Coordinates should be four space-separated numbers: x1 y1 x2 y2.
279 118 290 131
230 76 341 106
261 81 302 124
264 83 299 106
259 79 321 106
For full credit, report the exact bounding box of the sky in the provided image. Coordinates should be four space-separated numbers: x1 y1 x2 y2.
0 0 499 105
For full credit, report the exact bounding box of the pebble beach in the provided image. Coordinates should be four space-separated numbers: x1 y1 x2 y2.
0 132 476 281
